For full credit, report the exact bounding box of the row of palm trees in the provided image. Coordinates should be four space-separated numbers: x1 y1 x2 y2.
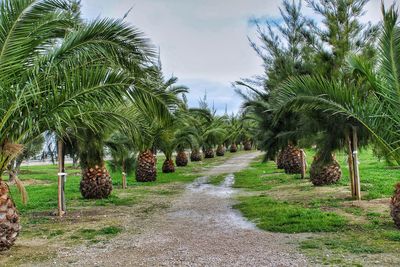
238 0 400 228
0 0 169 250
153 98 254 175
0 0 255 251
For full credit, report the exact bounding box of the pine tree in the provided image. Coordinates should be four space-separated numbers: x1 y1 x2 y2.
237 0 312 170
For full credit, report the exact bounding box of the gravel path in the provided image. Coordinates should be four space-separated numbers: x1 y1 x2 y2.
45 152 309 266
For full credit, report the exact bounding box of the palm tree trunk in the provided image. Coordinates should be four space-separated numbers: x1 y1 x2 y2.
136 150 157 182
0 142 23 250
0 179 20 251
162 157 175 173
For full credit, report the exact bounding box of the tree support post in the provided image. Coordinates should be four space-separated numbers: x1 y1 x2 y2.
352 127 361 200
300 149 306 179
122 160 127 189
346 133 355 198
57 139 66 217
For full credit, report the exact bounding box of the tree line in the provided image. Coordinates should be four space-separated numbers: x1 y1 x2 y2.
237 0 400 229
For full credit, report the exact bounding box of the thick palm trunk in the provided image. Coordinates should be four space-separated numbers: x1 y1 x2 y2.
0 181 20 251
244 141 252 151
0 142 23 250
281 145 303 174
80 165 113 199
229 143 238 153
216 145 225 156
204 148 215 158
176 151 188 166
162 159 175 173
310 154 342 186
190 149 202 162
276 149 285 169
136 150 157 182
391 183 400 229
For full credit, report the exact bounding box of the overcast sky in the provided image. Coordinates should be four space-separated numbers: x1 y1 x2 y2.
80 0 392 114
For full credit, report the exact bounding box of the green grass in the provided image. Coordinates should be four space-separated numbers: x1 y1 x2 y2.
232 148 400 265
6 151 251 223
331 149 400 199
233 161 300 190
207 174 226 185
70 226 123 242
10 152 240 214
234 194 347 233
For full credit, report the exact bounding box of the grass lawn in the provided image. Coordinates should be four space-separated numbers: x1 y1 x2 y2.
10 150 249 214
231 148 400 266
1 150 249 266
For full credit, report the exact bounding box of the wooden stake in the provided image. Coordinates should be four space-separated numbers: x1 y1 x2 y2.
122 159 127 189
352 127 361 200
300 149 306 179
346 133 355 198
122 172 127 189
57 139 66 217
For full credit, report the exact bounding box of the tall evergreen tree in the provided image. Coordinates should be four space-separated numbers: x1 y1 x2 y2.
306 0 379 78
237 0 311 171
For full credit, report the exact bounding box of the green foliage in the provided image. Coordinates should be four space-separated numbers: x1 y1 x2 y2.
188 99 227 150
272 4 400 164
236 0 313 159
0 0 161 176
106 132 137 175
238 0 382 164
18 135 45 163
135 65 188 154
77 129 106 169
306 0 379 77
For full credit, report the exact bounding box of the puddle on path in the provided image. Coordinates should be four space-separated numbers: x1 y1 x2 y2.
172 174 256 230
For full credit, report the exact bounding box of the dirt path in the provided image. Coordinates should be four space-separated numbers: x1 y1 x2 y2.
42 152 308 266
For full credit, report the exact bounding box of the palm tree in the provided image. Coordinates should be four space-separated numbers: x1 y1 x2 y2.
272 0 389 184
235 0 313 173
175 129 193 166
77 129 113 199
188 102 227 159
225 115 242 153
106 132 137 189
155 125 194 173
134 65 187 180
0 0 158 250
157 107 192 173
235 81 305 174
238 0 379 179
272 4 400 226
